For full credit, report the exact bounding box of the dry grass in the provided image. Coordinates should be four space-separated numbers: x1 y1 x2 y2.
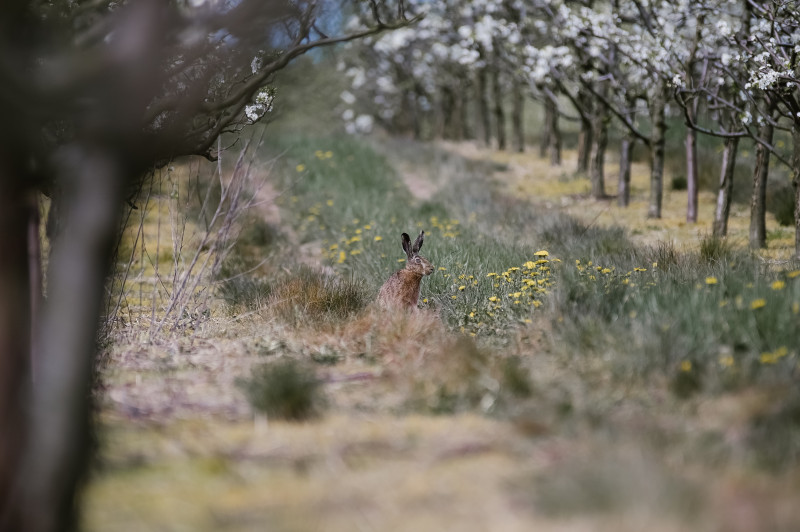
85 134 800 532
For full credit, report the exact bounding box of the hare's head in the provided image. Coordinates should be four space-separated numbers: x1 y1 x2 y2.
401 230 434 276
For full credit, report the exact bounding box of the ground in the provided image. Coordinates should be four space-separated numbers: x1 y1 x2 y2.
83 135 800 531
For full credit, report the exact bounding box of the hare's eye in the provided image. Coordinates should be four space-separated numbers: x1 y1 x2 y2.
414 257 422 264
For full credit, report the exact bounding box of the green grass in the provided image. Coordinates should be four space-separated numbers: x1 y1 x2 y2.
266 133 800 403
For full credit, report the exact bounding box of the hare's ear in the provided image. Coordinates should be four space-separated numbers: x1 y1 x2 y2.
401 232 412 256
412 230 424 253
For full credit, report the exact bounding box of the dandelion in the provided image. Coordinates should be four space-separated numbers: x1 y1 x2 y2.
771 280 786 290
601 268 612 274
487 272 498 277
788 270 800 279
680 360 692 372
705 276 718 285
374 236 383 242
793 302 800 314
458 285 465 291
337 251 346 264
488 296 499 302
439 267 447 271
750 298 766 310
326 199 334 206
534 250 549 257
634 267 647 272
325 150 333 159
524 261 536 269
295 164 306 172
397 258 406 263
719 355 734 368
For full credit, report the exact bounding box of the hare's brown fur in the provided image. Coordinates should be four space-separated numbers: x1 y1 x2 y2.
377 230 434 310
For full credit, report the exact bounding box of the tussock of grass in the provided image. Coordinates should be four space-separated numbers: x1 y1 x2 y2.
268 266 368 325
237 359 323 421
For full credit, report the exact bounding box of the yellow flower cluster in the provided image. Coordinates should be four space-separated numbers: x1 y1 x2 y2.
456 251 556 336
321 217 382 265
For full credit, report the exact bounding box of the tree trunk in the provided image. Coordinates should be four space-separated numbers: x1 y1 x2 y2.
21 145 129 532
648 83 667 219
576 87 593 174
0 174 32 532
793 123 800 259
712 136 739 237
749 118 774 249
686 124 699 223
589 107 608 199
547 98 561 166
452 86 464 141
511 79 524 153
477 68 491 147
618 136 634 207
459 75 472 140
539 100 551 158
492 66 506 150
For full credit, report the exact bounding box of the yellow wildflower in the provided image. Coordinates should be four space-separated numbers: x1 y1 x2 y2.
458 285 465 291
534 250 549 257
295 164 306 172
750 298 766 310
680 360 692 372
771 280 786 290
787 270 800 279
374 236 382 241
337 251 346 264
705 277 718 285
488 296 499 302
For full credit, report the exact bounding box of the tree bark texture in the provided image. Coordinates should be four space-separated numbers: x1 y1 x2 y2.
686 125 699 223
492 66 506 150
20 145 129 532
792 124 800 259
546 98 562 166
618 137 634 207
539 100 551 158
749 118 774 249
477 68 492 147
576 87 593 174
511 79 524 153
0 175 32 532
648 84 667 219
712 137 739 237
589 106 608 199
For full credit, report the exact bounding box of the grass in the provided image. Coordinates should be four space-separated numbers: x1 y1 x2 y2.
86 126 800 531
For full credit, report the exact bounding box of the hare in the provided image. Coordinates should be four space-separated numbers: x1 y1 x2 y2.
377 230 434 310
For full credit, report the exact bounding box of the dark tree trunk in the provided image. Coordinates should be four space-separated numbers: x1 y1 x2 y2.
21 145 130 532
686 124 699 223
712 136 739 237
0 174 32 532
618 136 634 207
793 124 800 259
750 117 774 249
589 106 608 199
546 97 561 166
648 83 668 219
492 66 506 150
459 75 473 140
511 79 524 153
539 100 550 158
477 67 491 147
576 88 593 174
